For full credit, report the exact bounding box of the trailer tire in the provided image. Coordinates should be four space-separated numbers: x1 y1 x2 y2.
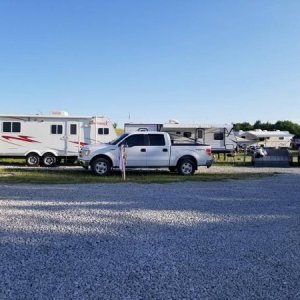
42 154 57 167
91 157 112 176
177 158 196 176
26 153 40 167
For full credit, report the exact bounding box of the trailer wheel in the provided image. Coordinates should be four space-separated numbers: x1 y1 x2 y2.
42 154 57 167
26 153 40 167
91 157 112 176
177 159 196 176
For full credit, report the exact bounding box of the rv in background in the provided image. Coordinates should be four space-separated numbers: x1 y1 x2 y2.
235 129 294 149
0 112 117 166
124 121 237 154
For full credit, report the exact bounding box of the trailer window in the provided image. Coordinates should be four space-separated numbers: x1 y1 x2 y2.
148 134 165 146
70 124 77 135
51 125 63 134
3 122 21 133
197 130 203 139
214 133 224 140
98 128 109 135
183 132 192 138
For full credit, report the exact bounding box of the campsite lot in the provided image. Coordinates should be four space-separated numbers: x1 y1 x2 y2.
1 173 300 299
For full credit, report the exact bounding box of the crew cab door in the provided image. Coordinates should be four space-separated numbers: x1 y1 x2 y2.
121 133 147 167
146 134 170 167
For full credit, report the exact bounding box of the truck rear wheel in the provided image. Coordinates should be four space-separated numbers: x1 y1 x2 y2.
26 153 40 167
91 157 112 176
177 159 196 176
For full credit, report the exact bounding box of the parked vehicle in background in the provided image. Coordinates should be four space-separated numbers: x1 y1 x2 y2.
0 112 117 166
78 131 213 176
124 120 236 154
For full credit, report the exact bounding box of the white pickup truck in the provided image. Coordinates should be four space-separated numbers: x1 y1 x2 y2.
78 132 214 176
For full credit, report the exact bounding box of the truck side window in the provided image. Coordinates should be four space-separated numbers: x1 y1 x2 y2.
124 134 145 147
148 134 165 146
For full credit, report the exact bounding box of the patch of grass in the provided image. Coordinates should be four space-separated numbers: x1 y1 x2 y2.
0 168 274 184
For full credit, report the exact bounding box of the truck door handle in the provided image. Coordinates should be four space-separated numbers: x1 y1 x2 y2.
140 148 146 152
162 148 168 152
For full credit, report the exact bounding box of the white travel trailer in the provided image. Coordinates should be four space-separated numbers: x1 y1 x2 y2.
235 129 294 149
0 112 117 166
124 121 237 153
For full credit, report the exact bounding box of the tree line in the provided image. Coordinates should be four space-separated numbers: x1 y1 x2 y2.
234 120 300 137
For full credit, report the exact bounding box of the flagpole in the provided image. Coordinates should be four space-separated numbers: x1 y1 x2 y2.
119 144 127 181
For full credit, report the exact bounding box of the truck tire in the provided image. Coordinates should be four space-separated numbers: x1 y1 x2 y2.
169 166 177 173
42 154 57 167
177 158 196 176
91 157 112 176
26 153 40 167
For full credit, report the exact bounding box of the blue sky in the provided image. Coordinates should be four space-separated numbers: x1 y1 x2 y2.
0 0 299 126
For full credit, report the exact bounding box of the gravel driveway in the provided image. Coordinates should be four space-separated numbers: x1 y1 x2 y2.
0 174 300 299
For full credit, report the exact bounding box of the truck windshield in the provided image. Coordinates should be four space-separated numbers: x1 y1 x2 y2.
109 133 129 145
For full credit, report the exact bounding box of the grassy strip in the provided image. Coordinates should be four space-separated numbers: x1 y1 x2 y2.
0 168 274 184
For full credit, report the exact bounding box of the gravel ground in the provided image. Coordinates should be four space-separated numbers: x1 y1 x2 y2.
0 174 300 299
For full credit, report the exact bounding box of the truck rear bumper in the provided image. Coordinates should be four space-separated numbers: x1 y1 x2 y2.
206 158 214 168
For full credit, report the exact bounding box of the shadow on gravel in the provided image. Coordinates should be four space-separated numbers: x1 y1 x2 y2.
1 175 300 299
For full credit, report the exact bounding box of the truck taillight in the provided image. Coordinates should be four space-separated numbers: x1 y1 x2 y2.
206 148 212 156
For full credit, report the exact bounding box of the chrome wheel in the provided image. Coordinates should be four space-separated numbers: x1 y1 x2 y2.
26 154 40 167
91 158 112 176
42 154 56 167
178 159 195 176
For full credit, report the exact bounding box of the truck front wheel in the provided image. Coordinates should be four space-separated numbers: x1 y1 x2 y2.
91 158 112 176
177 159 196 176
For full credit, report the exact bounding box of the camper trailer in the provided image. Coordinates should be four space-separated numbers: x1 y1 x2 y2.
124 121 237 153
236 129 294 149
0 112 117 166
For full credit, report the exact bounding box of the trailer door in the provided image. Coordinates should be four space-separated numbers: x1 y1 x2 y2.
67 121 82 156
49 122 66 155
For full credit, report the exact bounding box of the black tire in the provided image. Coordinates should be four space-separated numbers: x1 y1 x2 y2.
169 166 177 173
177 158 196 176
26 153 40 167
91 157 112 176
42 154 57 167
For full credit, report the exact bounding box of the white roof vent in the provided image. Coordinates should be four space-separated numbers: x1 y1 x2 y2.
168 119 180 124
50 111 69 116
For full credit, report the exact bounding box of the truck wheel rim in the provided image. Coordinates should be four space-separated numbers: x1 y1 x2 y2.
95 162 107 174
182 162 193 175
